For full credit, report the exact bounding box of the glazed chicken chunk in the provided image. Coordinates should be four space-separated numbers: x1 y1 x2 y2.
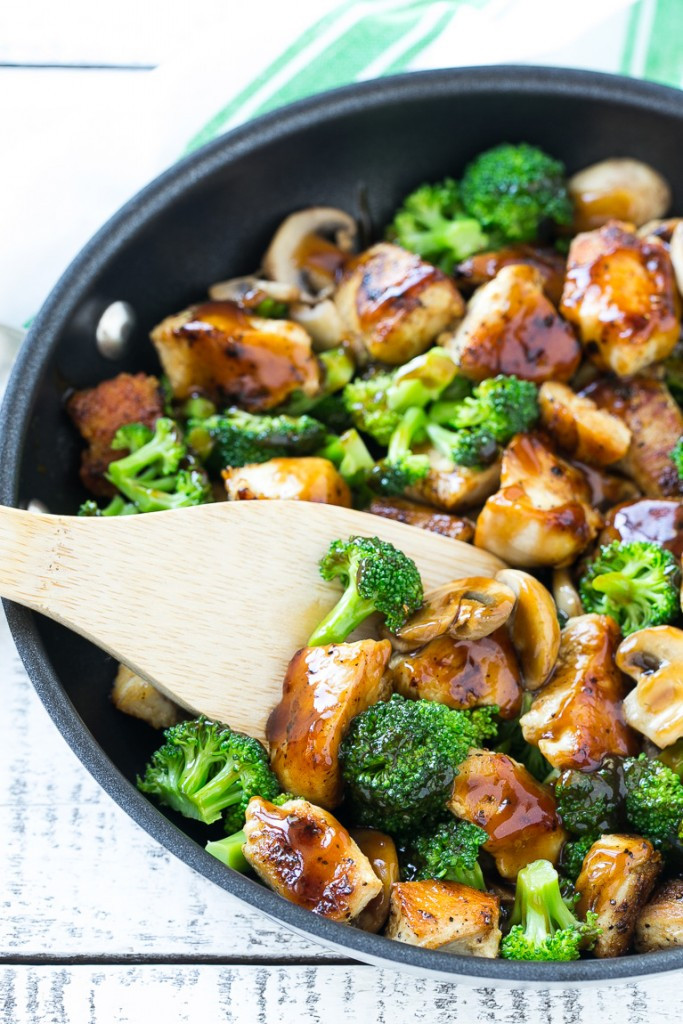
110 664 181 730
583 374 683 498
474 433 602 568
242 797 382 921
448 751 567 879
386 880 502 957
576 834 663 958
266 639 392 808
454 245 566 305
520 614 639 771
406 447 501 512
67 372 164 496
635 879 683 952
440 264 581 383
538 381 632 466
151 300 320 409
334 242 465 365
560 222 680 377
223 457 352 506
368 496 474 542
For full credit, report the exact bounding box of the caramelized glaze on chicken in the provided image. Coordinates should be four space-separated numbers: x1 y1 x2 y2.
454 245 566 305
151 300 320 409
440 264 581 383
520 614 639 771
267 639 391 808
538 381 632 466
560 222 680 377
242 797 382 921
406 448 501 512
635 879 683 952
386 880 502 956
334 242 464 364
448 751 567 879
223 457 352 505
599 498 683 558
368 496 474 542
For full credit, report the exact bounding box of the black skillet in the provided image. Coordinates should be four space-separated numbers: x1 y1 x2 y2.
2 66 683 983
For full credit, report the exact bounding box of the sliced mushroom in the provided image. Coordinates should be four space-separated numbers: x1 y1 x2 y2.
262 207 357 301
350 828 400 934
208 275 301 305
617 625 683 748
569 158 671 231
387 576 516 652
496 569 560 690
669 221 683 297
552 567 584 621
288 298 347 350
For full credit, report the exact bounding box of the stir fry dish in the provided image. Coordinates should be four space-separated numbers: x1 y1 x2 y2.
68 143 683 962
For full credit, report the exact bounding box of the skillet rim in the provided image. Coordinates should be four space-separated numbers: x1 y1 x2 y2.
2 64 683 983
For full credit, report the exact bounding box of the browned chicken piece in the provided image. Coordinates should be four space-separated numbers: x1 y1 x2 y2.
150 300 320 409
573 461 640 513
617 626 683 749
110 664 181 730
599 498 683 558
368 496 474 542
406 447 501 512
386 880 502 957
576 834 663 958
454 245 566 305
223 457 352 506
560 222 680 376
474 434 602 568
389 628 523 719
266 639 392 808
583 375 683 498
538 382 632 466
439 264 581 384
242 797 382 921
334 242 465 365
520 614 640 771
389 577 516 652
634 879 683 952
350 828 400 933
66 372 164 496
448 751 567 879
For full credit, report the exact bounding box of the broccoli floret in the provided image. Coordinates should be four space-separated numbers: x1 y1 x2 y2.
554 757 626 837
279 347 355 417
308 536 423 646
370 407 431 495
180 396 217 421
320 428 375 489
186 409 327 471
426 422 499 468
206 829 248 872
579 540 680 637
78 495 139 517
623 755 683 859
559 835 596 884
460 143 573 244
340 694 498 836
253 297 289 319
403 817 488 889
137 716 279 829
343 372 401 446
389 178 491 272
430 375 539 443
501 859 601 961
105 417 211 513
496 694 551 782
671 437 683 481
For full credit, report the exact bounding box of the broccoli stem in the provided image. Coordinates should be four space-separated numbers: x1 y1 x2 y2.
589 571 636 602
455 862 485 891
189 764 246 825
308 580 376 647
510 859 577 933
206 831 248 872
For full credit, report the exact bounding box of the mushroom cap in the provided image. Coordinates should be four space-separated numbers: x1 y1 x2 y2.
386 576 516 652
617 625 683 748
288 299 346 350
262 207 358 301
496 568 561 690
569 157 671 231
208 275 301 304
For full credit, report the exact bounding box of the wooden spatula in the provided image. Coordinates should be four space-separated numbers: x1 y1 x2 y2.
0 501 503 740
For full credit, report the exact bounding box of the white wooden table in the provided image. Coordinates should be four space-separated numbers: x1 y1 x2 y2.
3 10 683 1021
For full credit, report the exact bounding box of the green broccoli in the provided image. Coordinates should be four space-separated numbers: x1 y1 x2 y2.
579 540 680 637
426 422 500 468
105 417 211 513
186 409 327 471
308 536 423 646
78 495 138 517
206 829 249 872
389 178 491 272
319 428 375 489
278 347 355 417
370 407 431 495
180 396 217 421
658 738 683 779
340 694 498 836
460 143 573 244
343 372 401 446
501 859 601 961
671 437 683 482
253 296 289 319
559 836 596 884
402 817 488 889
138 716 279 830
430 375 539 443
554 757 626 838
623 755 683 859
496 694 551 782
